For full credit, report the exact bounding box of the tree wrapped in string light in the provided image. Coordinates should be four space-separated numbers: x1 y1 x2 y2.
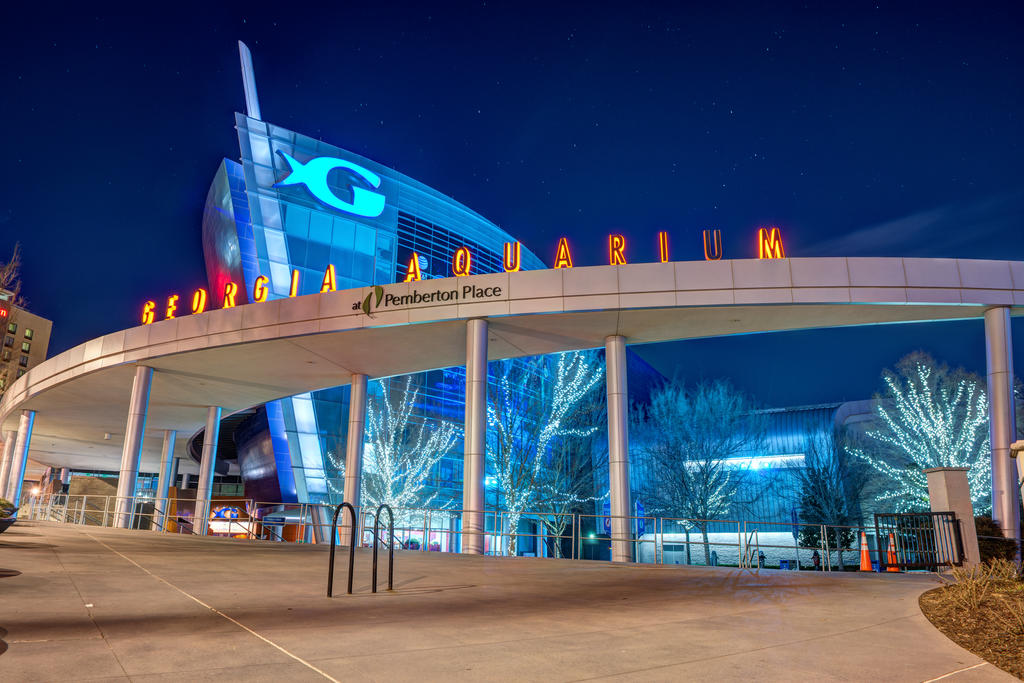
633 378 766 565
850 353 990 513
488 350 605 556
329 375 461 517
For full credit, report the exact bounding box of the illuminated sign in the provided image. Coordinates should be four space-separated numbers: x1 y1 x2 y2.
503 242 522 272
253 276 269 303
140 227 791 324
703 229 723 261
553 238 573 269
609 235 627 265
191 289 208 314
0 302 10 320
658 232 669 263
404 253 423 282
452 247 472 277
757 227 785 259
274 152 386 218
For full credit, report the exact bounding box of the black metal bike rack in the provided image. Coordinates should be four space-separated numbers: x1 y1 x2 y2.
372 503 395 593
327 502 357 597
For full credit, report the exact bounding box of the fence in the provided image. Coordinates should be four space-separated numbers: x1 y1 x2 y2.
17 491 907 571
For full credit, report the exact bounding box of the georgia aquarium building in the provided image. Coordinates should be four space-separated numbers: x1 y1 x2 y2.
193 44 866 541
200 47 556 507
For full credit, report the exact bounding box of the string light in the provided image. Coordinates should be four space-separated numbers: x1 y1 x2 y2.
850 357 991 513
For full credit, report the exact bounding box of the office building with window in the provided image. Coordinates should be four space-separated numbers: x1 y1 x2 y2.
0 289 51 402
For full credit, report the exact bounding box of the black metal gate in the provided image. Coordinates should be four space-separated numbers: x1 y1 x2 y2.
874 512 964 570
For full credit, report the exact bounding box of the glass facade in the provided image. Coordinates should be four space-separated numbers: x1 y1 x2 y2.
202 113 545 505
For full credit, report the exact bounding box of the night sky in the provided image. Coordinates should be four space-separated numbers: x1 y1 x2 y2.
2 3 1022 407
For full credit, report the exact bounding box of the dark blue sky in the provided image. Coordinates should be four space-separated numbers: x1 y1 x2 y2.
2 2 1022 406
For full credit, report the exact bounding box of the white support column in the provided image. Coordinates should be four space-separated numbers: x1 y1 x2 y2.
194 406 222 536
0 430 16 500
606 335 633 563
7 410 36 508
462 318 488 555
152 430 177 531
341 373 368 546
114 366 153 529
985 307 1020 542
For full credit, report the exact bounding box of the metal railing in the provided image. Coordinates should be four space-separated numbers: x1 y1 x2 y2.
20 491 939 573
874 512 964 570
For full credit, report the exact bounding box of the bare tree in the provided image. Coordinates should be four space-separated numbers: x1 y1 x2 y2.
634 378 767 565
792 429 869 569
488 351 604 555
0 243 26 307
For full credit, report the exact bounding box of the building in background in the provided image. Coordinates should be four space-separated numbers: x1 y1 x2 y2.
0 288 51 402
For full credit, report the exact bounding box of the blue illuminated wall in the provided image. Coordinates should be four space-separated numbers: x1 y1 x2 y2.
202 113 545 505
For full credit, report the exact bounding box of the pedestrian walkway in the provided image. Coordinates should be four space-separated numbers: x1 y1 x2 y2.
0 522 1011 681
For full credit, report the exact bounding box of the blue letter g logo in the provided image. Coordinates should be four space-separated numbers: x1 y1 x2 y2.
273 151 386 218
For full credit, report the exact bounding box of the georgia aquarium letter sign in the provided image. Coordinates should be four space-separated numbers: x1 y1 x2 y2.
274 151 386 218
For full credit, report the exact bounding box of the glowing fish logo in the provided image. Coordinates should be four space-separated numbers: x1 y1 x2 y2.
274 151 386 218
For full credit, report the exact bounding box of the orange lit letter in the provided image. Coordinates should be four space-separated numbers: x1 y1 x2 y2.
253 275 268 303
553 238 573 269
609 234 626 265
658 232 669 263
757 227 785 259
290 269 300 297
222 282 237 308
703 229 723 261
503 242 521 272
165 294 179 319
142 300 156 325
453 247 472 276
321 264 336 292
191 288 208 314
404 253 422 282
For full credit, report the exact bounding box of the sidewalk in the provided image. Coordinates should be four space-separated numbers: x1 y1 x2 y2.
0 522 1012 681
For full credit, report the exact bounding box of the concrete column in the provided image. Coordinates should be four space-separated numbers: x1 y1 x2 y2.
0 430 16 500
606 335 633 563
152 430 177 531
462 318 487 554
194 406 222 536
926 467 981 567
984 307 1020 541
59 468 71 487
7 410 36 508
341 373 368 546
114 366 153 529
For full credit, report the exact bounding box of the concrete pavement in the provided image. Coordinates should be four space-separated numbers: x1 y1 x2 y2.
0 522 1012 682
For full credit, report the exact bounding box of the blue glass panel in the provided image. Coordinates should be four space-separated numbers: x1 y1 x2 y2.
332 218 355 249
309 211 332 244
284 205 310 239
355 224 375 255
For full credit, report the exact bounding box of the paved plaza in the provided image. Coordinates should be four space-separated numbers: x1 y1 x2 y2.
0 522 1011 681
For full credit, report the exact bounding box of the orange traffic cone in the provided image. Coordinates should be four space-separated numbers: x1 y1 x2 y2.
859 531 872 571
885 532 900 572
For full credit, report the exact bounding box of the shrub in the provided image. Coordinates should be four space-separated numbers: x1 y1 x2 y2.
975 516 1018 563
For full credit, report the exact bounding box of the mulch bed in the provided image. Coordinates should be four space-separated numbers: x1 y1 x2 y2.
919 581 1024 679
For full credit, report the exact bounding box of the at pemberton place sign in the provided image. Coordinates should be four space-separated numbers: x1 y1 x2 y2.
140 227 786 324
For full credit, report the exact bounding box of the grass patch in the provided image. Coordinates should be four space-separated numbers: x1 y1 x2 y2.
919 559 1024 679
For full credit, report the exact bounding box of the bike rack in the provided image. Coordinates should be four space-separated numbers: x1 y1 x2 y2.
372 504 395 593
327 502 357 597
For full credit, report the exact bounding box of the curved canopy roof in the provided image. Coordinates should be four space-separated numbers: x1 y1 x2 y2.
2 257 1021 472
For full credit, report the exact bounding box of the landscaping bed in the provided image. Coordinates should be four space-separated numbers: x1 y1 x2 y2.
919 560 1024 679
